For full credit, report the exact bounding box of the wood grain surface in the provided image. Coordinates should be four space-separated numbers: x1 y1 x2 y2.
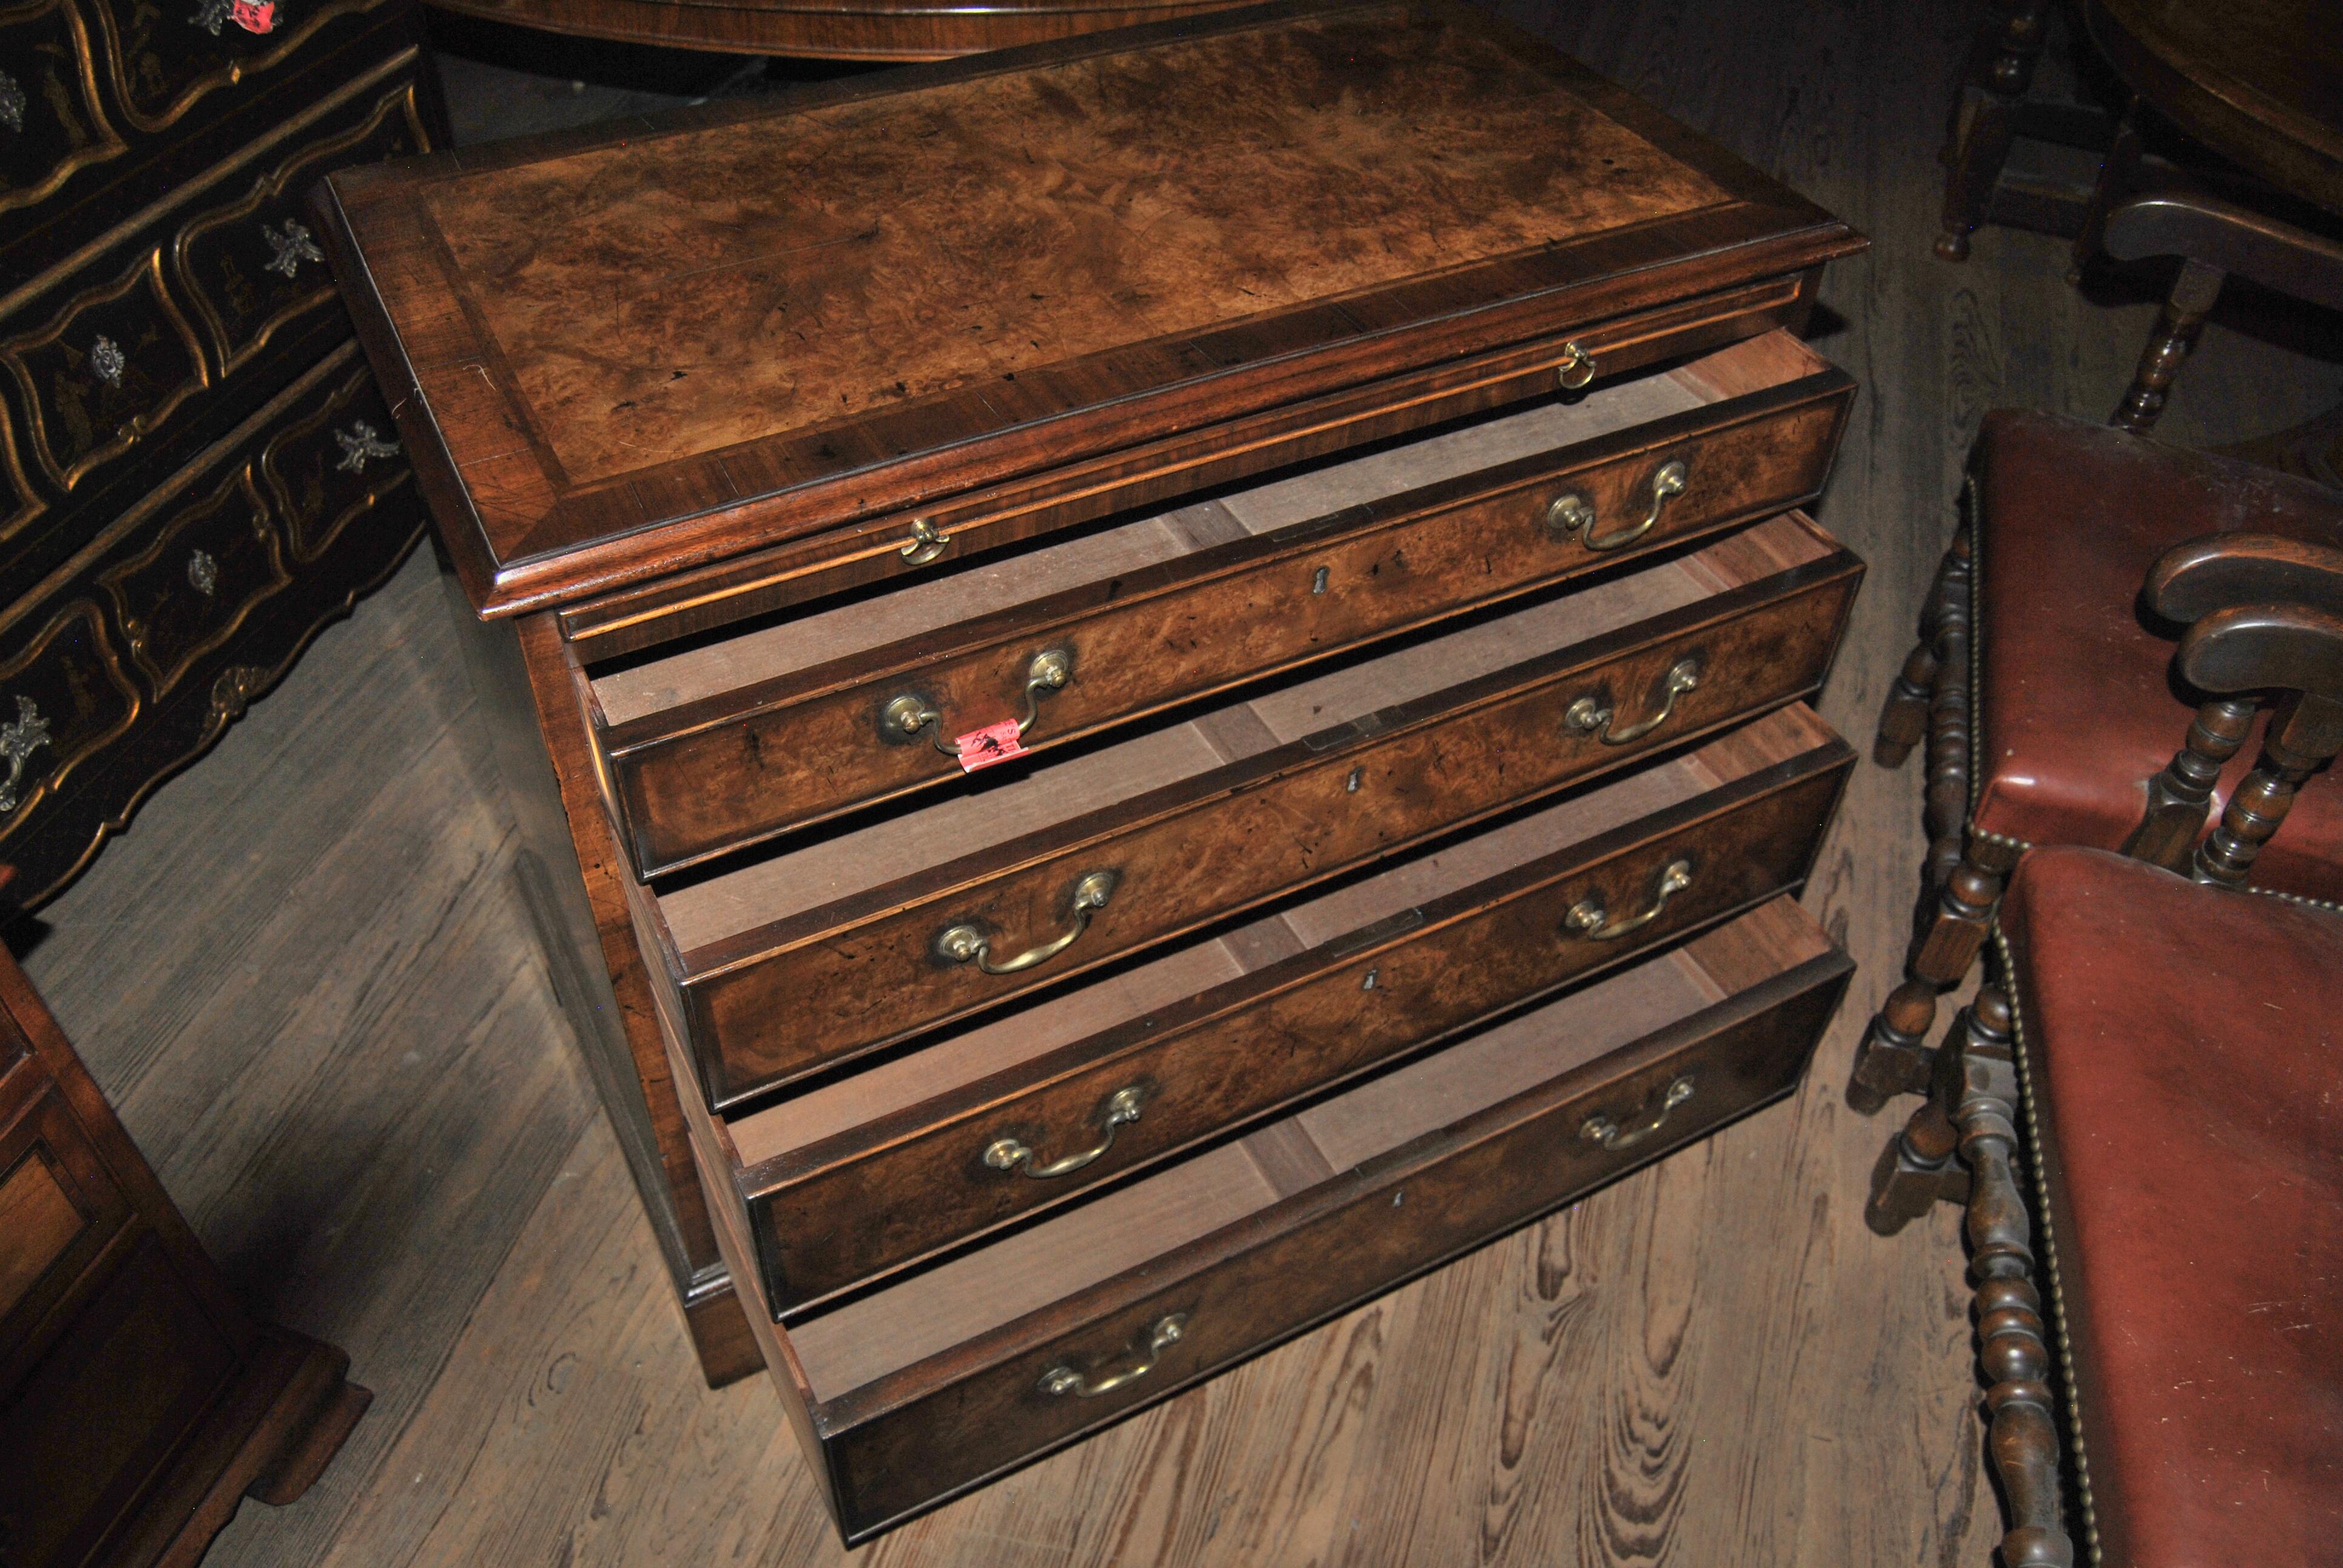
318 0 1856 616
20 1 2343 1563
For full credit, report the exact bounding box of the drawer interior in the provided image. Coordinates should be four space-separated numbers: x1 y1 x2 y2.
727 702 1837 1169
651 511 1835 956
589 329 1832 728
778 896 1833 1403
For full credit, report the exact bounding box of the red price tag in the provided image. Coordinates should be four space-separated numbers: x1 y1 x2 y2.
953 719 1026 774
231 0 276 31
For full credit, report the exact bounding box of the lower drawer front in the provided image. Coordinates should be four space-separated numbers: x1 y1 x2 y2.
768 898 1851 1541
733 705 1852 1312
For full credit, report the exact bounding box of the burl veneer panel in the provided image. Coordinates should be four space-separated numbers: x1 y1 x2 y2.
421 9 1728 489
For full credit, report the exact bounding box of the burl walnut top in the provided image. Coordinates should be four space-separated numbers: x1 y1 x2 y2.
318 0 1856 616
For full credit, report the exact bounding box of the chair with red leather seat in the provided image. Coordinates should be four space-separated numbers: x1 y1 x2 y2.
1852 410 2343 1118
1868 534 2343 1566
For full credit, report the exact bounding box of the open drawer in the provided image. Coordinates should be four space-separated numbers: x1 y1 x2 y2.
589 330 1853 877
678 897 1852 1543
628 511 1861 1109
719 704 1850 1313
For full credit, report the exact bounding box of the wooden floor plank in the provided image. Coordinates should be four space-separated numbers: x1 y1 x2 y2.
19 1 2341 1562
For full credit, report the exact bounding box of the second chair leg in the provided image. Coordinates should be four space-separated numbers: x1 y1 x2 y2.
2112 257 2225 434
1935 0 2051 261
1849 836 2019 1114
1875 525 1972 769
1957 985 2076 1568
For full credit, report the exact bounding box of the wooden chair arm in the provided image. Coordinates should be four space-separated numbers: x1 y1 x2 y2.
2146 533 2343 627
2102 192 2343 313
2125 543 2343 880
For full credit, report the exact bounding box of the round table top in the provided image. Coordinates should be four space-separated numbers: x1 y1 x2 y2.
427 0 1263 62
2088 0 2343 215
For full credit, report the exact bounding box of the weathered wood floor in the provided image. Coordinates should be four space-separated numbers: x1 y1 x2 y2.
21 1 2341 1563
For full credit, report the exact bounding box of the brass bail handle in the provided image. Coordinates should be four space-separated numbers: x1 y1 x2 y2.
899 517 951 566
1038 1313 1188 1399
985 1085 1146 1178
935 869 1119 976
1564 858 1694 942
1555 339 1597 391
885 647 1074 756
1565 658 1702 746
1581 1077 1695 1151
1543 457 1691 553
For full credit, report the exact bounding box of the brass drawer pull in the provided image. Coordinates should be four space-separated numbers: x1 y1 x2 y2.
1039 1313 1188 1399
1564 858 1693 942
899 517 951 565
936 869 1118 975
1565 657 1700 745
1581 1077 1695 1151
1554 339 1596 391
884 647 1072 755
1545 458 1689 553
986 1085 1145 1178
0 696 52 814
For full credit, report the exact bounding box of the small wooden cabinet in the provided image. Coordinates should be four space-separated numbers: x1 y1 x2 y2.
318 1 1869 1539
0 916 368 1568
0 0 441 910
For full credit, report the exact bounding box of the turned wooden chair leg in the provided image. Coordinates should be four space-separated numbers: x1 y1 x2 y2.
1877 526 1973 768
2121 696 2256 869
1919 528 1975 896
2112 257 2225 433
1956 985 2075 1568
1936 0 2051 262
1864 1008 1974 1235
1849 835 2018 1114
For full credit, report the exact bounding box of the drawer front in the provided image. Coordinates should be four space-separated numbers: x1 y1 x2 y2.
820 940 1854 1540
605 368 1856 877
257 354 409 561
87 0 399 139
680 557 1861 1106
0 246 209 503
0 596 142 841
746 739 1852 1311
0 0 133 227
172 76 427 380
0 1079 134 1378
94 459 292 697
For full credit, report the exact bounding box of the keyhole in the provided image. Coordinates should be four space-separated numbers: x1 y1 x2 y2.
1362 967 1379 991
1346 766 1363 793
1311 566 1330 595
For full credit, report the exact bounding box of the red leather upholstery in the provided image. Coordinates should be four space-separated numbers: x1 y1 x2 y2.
1972 411 2343 898
2001 847 2343 1567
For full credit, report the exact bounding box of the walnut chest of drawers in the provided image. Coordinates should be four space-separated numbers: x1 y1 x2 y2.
316 0 1869 1540
0 0 441 909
